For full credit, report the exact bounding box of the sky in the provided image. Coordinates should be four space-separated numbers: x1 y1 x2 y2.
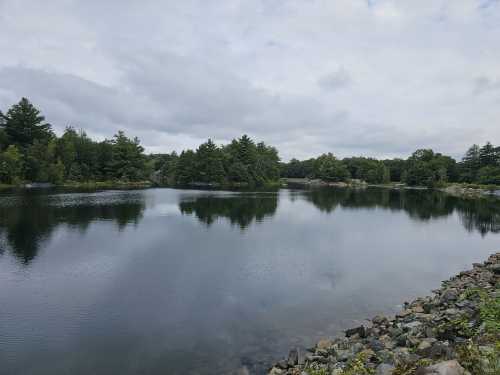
0 0 499 161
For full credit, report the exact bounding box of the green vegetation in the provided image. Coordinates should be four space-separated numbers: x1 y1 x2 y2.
443 288 500 375
281 145 500 188
152 135 280 186
2 97 500 189
339 352 375 375
0 98 152 186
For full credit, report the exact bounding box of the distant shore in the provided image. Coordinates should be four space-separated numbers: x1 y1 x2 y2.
281 178 500 199
0 180 153 191
269 253 500 375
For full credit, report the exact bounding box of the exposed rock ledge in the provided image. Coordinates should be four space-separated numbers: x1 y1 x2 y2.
269 253 500 375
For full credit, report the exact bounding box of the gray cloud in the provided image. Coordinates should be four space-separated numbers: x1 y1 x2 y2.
318 69 352 92
474 76 500 95
0 0 499 160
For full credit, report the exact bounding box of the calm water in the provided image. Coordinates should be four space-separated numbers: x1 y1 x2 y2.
0 187 499 375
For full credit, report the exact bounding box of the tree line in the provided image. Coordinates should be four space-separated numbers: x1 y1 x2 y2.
281 144 500 187
152 135 280 186
0 98 152 185
1 97 499 188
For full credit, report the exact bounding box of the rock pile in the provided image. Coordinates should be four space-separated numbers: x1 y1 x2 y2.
269 253 500 375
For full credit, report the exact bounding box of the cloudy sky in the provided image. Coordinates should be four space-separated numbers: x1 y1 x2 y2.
0 0 499 160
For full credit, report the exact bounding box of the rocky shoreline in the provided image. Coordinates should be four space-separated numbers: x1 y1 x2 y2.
269 253 500 375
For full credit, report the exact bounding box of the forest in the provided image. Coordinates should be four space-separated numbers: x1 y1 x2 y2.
280 144 500 187
1 98 499 188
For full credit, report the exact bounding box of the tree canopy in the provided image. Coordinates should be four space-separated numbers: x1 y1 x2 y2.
0 98 151 185
1 97 499 188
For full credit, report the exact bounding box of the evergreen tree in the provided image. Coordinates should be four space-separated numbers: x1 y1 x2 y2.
2 98 53 150
175 150 197 185
460 144 481 182
479 142 498 167
110 131 147 180
195 139 225 183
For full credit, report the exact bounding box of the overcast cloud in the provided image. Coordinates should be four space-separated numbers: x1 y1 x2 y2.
0 0 499 160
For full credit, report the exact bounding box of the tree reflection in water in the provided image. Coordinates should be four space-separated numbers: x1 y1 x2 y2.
0 190 145 265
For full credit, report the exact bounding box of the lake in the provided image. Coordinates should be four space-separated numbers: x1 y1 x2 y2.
0 187 499 375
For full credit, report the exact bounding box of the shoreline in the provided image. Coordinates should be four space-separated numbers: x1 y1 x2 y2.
269 253 500 375
281 178 500 200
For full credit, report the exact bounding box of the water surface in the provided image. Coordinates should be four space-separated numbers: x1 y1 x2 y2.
0 187 499 374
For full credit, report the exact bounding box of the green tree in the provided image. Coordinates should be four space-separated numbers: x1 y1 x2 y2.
315 153 350 182
2 98 53 150
0 112 8 151
175 150 197 185
460 144 481 182
404 149 456 187
110 131 147 181
477 166 500 185
0 145 24 184
383 158 406 182
48 159 65 184
479 142 498 167
56 127 78 176
25 139 58 182
195 139 225 183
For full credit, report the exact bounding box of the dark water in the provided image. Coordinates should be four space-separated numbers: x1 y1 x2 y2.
0 187 499 375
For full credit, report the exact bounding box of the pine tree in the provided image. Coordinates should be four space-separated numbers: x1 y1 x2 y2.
479 142 497 167
3 98 53 149
195 139 225 183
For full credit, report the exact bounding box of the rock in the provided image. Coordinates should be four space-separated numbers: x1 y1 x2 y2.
440 289 459 303
429 342 454 360
415 360 470 375
417 338 436 356
487 263 500 274
268 253 499 375
369 339 385 352
376 363 395 375
373 315 389 326
288 348 298 367
403 321 422 332
276 359 288 369
268 367 283 375
395 333 408 347
412 305 425 313
335 349 351 362
397 309 413 318
345 325 366 338
316 339 333 351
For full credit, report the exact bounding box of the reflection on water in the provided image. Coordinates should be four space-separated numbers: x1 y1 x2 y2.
179 187 500 235
303 188 500 234
0 187 499 375
0 190 145 265
1 187 499 267
179 193 278 229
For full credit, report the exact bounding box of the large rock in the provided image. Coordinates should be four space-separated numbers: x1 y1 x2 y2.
345 325 366 338
376 363 395 375
287 348 298 367
440 289 459 303
415 360 470 375
316 339 333 350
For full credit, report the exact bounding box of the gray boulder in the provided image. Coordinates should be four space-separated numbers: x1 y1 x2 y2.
415 360 470 375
